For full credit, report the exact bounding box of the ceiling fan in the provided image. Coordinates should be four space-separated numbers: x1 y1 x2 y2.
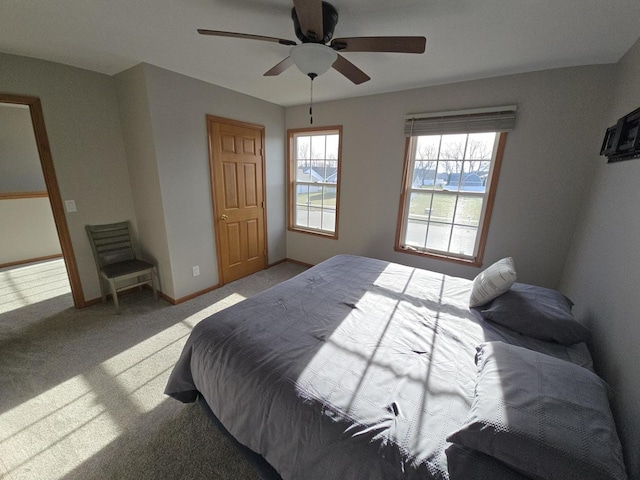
197 0 426 85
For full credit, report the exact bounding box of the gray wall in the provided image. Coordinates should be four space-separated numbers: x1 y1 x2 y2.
0 52 137 301
116 64 287 300
0 104 45 192
285 65 610 288
1 53 286 303
561 37 640 478
114 65 174 299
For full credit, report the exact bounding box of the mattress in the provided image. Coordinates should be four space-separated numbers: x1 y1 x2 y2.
165 255 593 479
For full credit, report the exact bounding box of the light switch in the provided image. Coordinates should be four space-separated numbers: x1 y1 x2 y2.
65 200 77 213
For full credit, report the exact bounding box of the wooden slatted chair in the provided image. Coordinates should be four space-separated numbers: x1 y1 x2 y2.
85 221 158 313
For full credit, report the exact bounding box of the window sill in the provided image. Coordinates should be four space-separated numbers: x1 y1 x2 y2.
394 245 482 267
288 226 338 240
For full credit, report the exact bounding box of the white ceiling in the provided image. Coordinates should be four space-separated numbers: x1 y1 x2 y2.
2 0 639 107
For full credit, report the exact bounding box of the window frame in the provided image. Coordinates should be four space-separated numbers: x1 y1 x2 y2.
395 131 507 266
287 125 343 239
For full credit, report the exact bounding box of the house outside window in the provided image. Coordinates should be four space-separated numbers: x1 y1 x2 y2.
288 126 342 238
396 106 516 265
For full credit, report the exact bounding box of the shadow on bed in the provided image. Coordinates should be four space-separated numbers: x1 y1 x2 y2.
197 394 282 480
166 255 472 477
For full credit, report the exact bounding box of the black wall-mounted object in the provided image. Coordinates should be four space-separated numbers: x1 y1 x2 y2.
601 107 640 163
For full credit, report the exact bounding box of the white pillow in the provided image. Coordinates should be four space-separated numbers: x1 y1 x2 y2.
469 257 516 307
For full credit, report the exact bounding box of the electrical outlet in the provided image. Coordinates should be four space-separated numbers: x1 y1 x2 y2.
192 266 200 277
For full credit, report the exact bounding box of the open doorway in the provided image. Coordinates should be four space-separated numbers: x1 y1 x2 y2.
0 93 84 308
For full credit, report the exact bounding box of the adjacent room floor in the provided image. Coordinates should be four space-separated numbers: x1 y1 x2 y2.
0 258 72 319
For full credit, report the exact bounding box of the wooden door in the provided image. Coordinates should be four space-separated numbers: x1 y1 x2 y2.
208 116 267 285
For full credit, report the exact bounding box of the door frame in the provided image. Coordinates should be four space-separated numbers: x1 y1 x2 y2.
206 115 268 286
0 93 85 308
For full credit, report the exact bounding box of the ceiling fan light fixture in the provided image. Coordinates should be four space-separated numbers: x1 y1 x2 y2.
290 43 337 78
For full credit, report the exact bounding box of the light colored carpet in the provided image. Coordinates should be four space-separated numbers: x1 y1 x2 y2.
0 258 71 320
0 259 307 480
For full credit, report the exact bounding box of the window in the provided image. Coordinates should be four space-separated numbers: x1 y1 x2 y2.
288 126 342 238
396 106 516 265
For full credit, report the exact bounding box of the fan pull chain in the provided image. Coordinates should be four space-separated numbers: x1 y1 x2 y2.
308 73 317 125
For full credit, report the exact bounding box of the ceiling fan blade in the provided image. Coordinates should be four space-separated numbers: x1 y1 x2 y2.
264 57 295 76
292 0 323 42
197 29 297 46
331 36 426 54
332 54 370 85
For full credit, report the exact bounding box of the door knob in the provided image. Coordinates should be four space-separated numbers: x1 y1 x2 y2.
220 214 228 220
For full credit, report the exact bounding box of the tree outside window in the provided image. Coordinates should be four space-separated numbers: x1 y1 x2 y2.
397 131 507 265
288 126 342 238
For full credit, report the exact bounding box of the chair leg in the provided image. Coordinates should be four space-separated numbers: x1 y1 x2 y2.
99 276 107 303
109 279 121 314
151 268 158 300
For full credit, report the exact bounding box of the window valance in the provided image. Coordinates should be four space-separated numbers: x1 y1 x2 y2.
405 105 517 136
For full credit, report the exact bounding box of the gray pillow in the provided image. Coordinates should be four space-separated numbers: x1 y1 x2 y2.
446 342 627 480
479 282 590 344
445 444 532 480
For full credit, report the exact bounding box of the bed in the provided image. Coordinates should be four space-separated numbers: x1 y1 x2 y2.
165 255 627 480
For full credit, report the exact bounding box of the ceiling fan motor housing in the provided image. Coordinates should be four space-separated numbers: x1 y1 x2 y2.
292 1 338 44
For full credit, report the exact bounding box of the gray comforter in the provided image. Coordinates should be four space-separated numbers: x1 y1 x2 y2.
165 255 592 479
